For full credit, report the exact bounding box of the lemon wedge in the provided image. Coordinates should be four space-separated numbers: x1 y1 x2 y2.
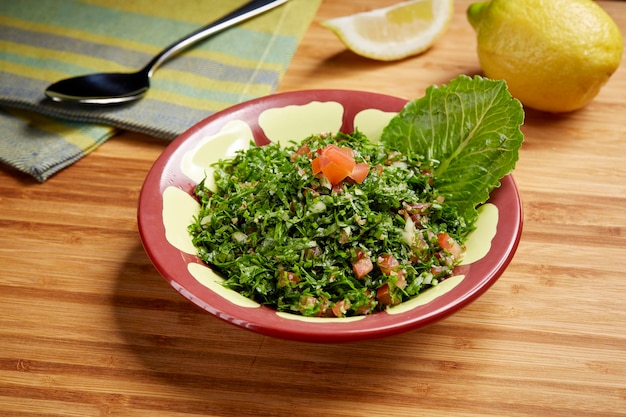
321 0 454 61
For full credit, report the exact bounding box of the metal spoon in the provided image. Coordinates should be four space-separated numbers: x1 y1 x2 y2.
44 0 288 105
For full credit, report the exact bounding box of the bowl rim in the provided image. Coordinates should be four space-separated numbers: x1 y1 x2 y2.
138 89 523 343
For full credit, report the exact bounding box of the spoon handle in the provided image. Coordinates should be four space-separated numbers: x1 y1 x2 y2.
143 0 288 77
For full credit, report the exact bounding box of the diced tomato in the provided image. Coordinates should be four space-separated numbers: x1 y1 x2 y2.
291 143 311 162
338 146 355 159
376 284 400 306
311 155 323 175
323 144 356 170
348 163 369 184
377 254 400 276
352 249 373 279
311 151 350 185
310 144 368 187
353 257 374 279
322 160 352 185
376 254 407 290
437 232 463 260
331 299 351 317
376 284 392 305
394 273 407 290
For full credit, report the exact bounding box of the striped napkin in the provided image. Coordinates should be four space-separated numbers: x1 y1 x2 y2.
0 0 321 181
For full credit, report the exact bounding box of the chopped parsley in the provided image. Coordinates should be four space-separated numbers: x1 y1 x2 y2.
190 131 470 317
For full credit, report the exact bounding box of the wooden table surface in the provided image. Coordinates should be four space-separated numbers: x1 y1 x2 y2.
2 1 625 416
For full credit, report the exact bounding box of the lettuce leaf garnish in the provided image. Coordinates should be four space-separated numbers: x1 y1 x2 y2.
381 74 524 224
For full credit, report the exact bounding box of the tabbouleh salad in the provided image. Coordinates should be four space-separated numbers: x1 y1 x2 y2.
188 75 525 318
190 131 469 317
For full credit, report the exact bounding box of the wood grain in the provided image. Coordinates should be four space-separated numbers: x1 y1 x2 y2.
1 1 625 416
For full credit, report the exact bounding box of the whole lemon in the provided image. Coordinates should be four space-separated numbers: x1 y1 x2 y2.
467 0 623 113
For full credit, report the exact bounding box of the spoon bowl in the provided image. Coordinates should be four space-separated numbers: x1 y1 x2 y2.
44 0 288 105
46 71 150 105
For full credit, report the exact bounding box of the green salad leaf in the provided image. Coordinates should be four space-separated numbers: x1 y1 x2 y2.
381 75 524 223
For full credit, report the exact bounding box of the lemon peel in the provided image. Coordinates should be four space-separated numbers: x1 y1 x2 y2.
321 0 454 61
467 0 623 113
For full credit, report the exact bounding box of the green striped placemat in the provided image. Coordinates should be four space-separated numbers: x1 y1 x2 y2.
0 0 321 181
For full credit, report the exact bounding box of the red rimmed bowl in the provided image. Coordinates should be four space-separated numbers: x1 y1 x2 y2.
138 90 523 343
